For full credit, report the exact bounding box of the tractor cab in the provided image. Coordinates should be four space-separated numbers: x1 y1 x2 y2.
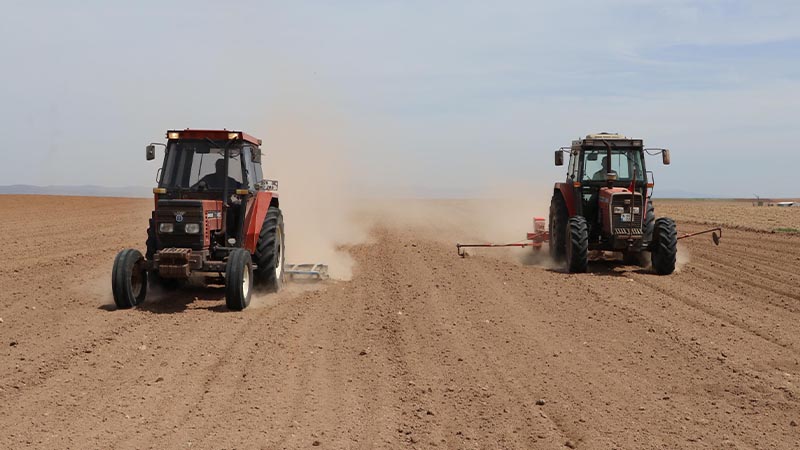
146 129 275 254
563 134 650 237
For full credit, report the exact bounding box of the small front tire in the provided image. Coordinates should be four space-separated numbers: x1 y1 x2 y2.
226 248 253 311
112 249 148 309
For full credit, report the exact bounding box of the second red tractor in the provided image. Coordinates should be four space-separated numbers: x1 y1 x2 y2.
112 129 284 311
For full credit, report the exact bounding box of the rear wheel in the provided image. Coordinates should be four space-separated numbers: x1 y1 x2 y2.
549 192 568 261
651 217 677 275
642 200 655 245
112 249 148 309
566 216 589 273
225 248 253 311
253 206 285 292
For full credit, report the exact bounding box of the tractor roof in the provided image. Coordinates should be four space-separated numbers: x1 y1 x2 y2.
585 132 627 139
572 132 642 150
166 129 262 146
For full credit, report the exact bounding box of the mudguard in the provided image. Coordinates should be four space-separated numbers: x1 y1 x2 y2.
243 191 278 253
554 182 578 217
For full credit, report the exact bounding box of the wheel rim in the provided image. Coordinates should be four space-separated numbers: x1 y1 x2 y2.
275 228 283 280
242 265 250 298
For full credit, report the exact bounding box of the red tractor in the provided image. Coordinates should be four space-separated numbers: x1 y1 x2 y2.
456 133 720 270
112 129 284 310
550 133 675 274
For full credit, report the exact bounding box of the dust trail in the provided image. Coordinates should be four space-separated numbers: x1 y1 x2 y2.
676 242 690 272
259 89 369 280
351 181 556 267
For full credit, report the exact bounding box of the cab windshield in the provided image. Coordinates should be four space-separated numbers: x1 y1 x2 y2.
159 140 246 190
582 149 644 182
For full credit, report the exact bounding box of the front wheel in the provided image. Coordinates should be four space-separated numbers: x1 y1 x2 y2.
651 217 677 275
112 249 148 309
226 248 253 311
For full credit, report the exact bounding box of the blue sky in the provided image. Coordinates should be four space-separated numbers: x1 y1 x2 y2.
1 0 798 197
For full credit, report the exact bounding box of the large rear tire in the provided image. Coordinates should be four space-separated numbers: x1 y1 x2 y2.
651 217 677 275
112 249 148 309
549 192 568 262
566 216 589 273
225 248 253 311
643 200 655 245
253 206 285 293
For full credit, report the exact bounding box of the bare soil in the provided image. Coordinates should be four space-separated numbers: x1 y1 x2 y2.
1 195 799 449
657 199 800 233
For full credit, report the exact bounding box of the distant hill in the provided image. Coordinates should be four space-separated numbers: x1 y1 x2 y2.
0 185 151 198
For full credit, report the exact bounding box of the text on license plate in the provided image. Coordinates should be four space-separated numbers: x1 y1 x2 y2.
620 213 632 222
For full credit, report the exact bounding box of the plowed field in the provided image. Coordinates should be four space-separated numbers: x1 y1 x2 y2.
1 196 799 449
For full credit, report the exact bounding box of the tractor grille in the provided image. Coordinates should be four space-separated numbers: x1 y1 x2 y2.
614 228 643 235
610 193 643 230
155 208 205 250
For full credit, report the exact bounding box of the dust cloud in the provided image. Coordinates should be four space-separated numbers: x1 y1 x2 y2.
344 182 556 267
264 110 369 280
263 112 557 276
262 80 564 280
257 80 559 278
262 91 376 280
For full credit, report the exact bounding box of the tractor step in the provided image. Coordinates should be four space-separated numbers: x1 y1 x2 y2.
285 263 329 281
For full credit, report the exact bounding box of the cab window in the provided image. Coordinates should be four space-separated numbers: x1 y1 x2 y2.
243 146 258 188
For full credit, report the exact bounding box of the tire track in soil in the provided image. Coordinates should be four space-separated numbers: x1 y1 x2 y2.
111 314 259 449
369 229 570 448
631 272 799 353
705 244 800 281
688 257 800 303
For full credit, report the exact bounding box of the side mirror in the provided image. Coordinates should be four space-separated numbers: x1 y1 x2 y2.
555 150 564 166
146 145 156 161
662 149 671 165
253 148 262 164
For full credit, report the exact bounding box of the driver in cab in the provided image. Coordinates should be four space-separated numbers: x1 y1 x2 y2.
198 159 241 190
592 156 617 181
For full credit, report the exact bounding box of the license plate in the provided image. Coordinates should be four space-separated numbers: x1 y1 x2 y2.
620 213 632 222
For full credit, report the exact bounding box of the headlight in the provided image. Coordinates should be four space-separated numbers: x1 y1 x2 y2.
632 207 640 214
613 206 625 214
184 223 200 234
159 223 174 233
